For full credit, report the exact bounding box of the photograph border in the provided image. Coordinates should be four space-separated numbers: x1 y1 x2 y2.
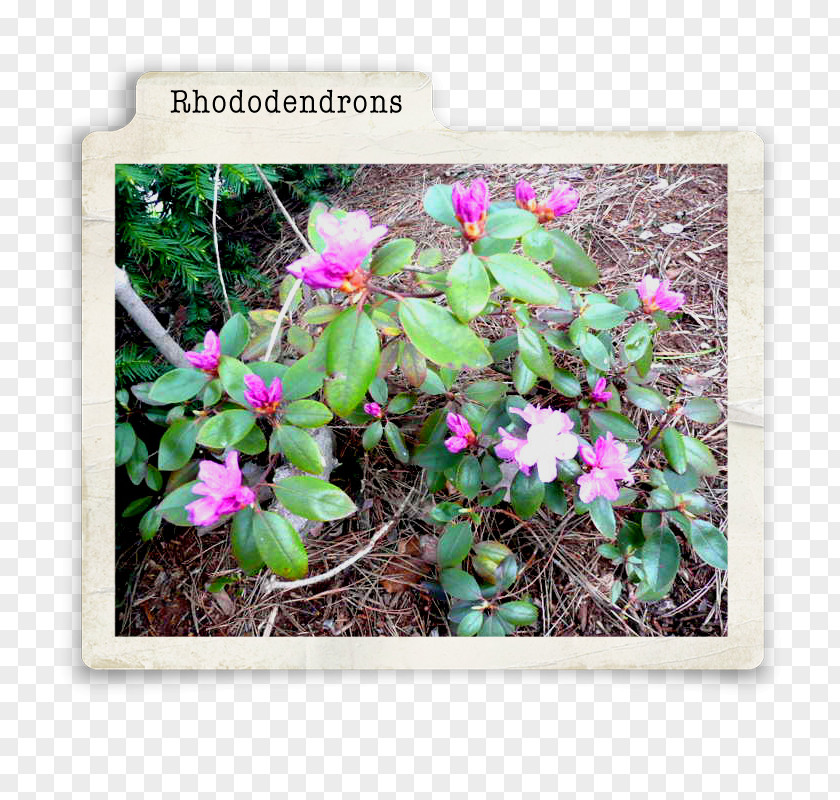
82 71 763 669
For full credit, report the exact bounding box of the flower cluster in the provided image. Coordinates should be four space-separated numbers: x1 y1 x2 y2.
444 413 477 454
515 179 579 223
495 404 578 483
576 432 634 503
590 377 612 404
186 451 255 527
364 402 383 418
185 330 221 373
637 275 685 314
287 211 387 291
451 179 490 242
244 374 283 415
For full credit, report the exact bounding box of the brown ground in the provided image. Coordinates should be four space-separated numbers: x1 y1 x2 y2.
117 163 728 638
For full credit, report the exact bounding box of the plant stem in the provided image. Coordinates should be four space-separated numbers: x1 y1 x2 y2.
211 164 233 318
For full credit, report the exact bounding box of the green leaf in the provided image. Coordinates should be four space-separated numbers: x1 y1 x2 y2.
623 321 652 363
383 421 410 463
158 417 199 471
511 470 545 520
579 332 611 372
652 310 672 331
472 236 515 256
480 454 504 487
158 480 200 526
455 455 481 500
231 507 264 575
272 425 325 474
438 522 474 568
615 288 641 311
149 368 209 404
588 495 616 538
125 438 148 485
546 368 579 398
217 355 253 407
362 421 383 451
662 428 688 474
683 436 720 476
324 309 380 418
287 325 314 355
416 247 442 267
457 610 485 637
398 298 491 370
465 380 507 407
446 253 490 322
196 410 256 450
478 615 509 637
413 441 462 471
387 392 417 415
589 409 639 440
283 399 333 428
234 424 267 455
635 340 654 378
282 347 327 402
610 580 623 604
664 465 699 494
625 384 668 412
641 528 681 595
580 302 628 330
115 423 136 466
512 354 537 395
423 184 459 227
683 397 722 424
548 230 599 286
273 476 357 521
543 481 568 514
597 543 621 560
302 304 342 325
371 238 417 276
219 313 250 358
688 520 728 570
489 334 518 363
145 464 163 491
486 254 560 305
307 201 329 251
252 511 308 579
518 327 555 380
138 506 162 541
485 207 537 238
497 601 539 627
122 495 155 518
440 568 482 600
399 342 427 388
522 228 555 261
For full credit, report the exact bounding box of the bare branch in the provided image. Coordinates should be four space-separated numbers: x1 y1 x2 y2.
211 163 233 318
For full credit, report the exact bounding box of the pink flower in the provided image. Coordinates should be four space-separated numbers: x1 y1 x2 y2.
495 428 528 467
287 210 387 291
364 402 383 418
185 330 221 373
508 404 578 483
637 275 685 314
576 432 634 503
590 377 612 404
515 180 537 212
451 179 490 241
515 180 579 222
444 412 477 453
186 451 256 527
541 182 579 219
244 373 283 414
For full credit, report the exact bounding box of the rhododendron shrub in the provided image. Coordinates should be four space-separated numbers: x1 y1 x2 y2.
116 175 727 636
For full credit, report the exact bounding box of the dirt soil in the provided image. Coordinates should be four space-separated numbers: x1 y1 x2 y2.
117 163 728 638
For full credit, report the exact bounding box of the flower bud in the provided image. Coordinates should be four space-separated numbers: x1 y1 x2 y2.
471 541 514 584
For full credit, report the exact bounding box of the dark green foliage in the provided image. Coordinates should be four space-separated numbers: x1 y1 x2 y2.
115 163 358 387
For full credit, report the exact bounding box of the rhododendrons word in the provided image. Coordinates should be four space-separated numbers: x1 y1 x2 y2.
116 170 726 637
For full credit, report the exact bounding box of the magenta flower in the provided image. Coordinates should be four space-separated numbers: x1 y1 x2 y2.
243 373 283 414
515 179 537 212
186 451 256 527
590 378 612 404
515 180 579 222
444 412 477 454
637 275 685 314
541 182 579 219
507 404 578 483
495 427 528 464
287 210 387 291
364 402 383 418
576 432 634 503
185 330 221 373
451 179 490 241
